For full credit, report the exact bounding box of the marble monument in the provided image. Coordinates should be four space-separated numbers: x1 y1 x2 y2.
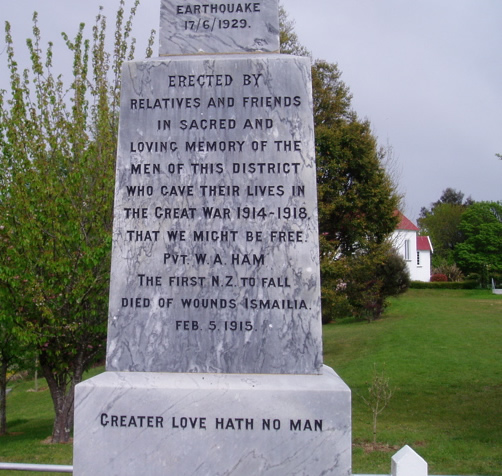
73 1 351 474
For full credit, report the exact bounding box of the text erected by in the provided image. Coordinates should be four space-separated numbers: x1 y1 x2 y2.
106 55 322 374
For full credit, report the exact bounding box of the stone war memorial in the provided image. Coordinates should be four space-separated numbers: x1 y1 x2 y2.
73 1 351 474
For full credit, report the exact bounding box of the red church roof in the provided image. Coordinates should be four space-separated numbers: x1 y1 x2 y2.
417 236 433 252
395 211 419 231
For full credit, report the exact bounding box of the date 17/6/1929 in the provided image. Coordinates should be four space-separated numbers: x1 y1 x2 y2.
184 18 249 32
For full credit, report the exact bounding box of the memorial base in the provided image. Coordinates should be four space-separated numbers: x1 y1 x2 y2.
73 366 351 475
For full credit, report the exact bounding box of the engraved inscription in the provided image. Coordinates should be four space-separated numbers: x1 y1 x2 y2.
107 55 322 374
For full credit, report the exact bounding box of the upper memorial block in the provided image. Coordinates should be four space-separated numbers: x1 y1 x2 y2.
160 0 280 55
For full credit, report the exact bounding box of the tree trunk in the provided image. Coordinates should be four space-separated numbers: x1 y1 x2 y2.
40 355 85 443
372 410 377 444
0 358 7 436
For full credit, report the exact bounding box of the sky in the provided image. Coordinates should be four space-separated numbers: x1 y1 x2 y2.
1 0 501 222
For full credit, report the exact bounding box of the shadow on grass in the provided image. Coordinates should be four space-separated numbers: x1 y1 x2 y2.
0 418 54 446
4 418 29 427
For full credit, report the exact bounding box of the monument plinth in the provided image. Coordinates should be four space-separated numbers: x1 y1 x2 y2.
74 1 351 474
159 0 280 55
75 368 350 475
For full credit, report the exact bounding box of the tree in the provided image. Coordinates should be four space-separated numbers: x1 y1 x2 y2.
279 8 402 323
419 202 466 265
316 118 400 256
418 188 473 266
360 364 394 445
312 63 401 322
323 244 409 323
279 6 311 57
312 60 353 129
376 247 410 313
0 1 154 443
419 187 473 218
454 202 502 284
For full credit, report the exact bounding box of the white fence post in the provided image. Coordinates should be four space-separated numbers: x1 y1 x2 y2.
391 445 428 476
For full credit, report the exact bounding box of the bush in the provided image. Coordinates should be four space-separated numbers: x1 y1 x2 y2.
321 285 353 324
321 244 410 323
465 272 502 289
410 280 478 289
344 246 410 322
431 273 448 282
432 262 464 282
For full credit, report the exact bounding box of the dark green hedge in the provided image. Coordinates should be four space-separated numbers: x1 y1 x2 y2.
410 280 479 290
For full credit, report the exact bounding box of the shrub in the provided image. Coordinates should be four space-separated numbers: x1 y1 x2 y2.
321 244 410 323
345 246 410 322
321 287 353 324
431 273 448 282
432 262 464 282
409 280 478 290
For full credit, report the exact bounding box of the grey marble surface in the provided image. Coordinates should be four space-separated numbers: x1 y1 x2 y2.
160 0 280 55
73 366 351 476
106 54 323 375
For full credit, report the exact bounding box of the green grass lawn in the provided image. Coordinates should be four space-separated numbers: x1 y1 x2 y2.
324 288 502 475
0 377 72 475
1 289 501 475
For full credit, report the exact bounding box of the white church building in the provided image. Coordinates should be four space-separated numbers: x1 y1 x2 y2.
392 212 433 282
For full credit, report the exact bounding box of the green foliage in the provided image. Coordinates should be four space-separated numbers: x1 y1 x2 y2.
431 259 464 282
315 98 402 323
454 201 502 284
418 188 473 266
419 202 466 265
316 121 399 256
377 247 410 300
409 280 478 289
312 60 353 128
321 243 409 323
279 11 401 323
312 63 394 243
278 6 310 57
420 187 473 216
419 190 502 287
0 1 154 443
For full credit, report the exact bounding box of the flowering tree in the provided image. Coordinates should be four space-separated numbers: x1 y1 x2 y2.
0 1 154 443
